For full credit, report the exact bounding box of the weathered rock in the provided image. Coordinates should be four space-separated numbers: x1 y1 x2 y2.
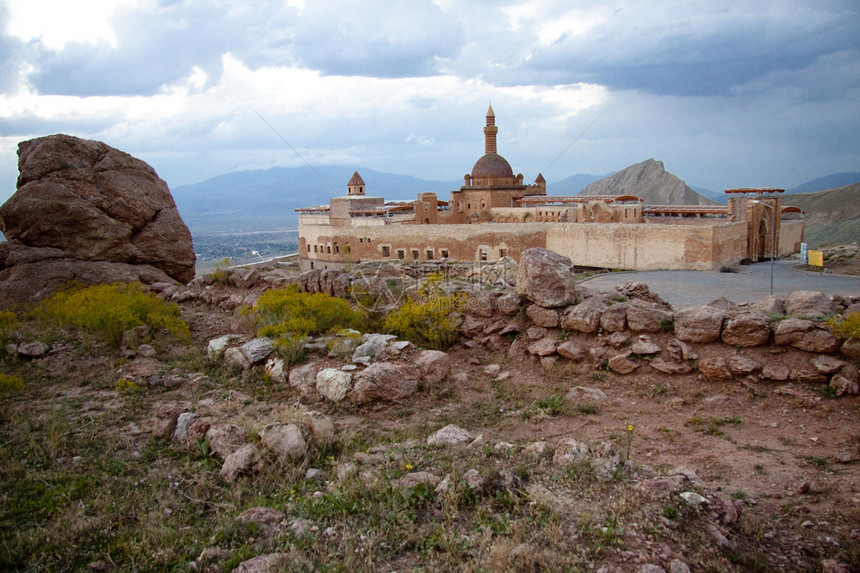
466 289 495 317
762 361 791 381
750 295 785 315
396 471 442 490
206 424 247 458
600 302 629 332
784 290 835 317
650 357 695 375
565 386 607 404
721 312 772 347
698 357 733 382
552 438 590 466
316 368 352 402
774 318 841 353
224 346 251 370
352 333 397 364
726 355 762 376
674 305 725 343
350 361 420 404
414 349 452 385
812 355 847 376
264 357 287 384
842 338 860 359
515 248 576 308
830 374 859 396
220 443 260 481
526 304 559 328
240 337 274 365
627 305 674 333
289 362 318 396
706 296 737 311
605 331 630 347
560 297 608 333
608 352 639 374
527 337 557 356
427 424 473 446
0 134 195 294
496 292 523 315
522 441 552 460
231 553 291 573
304 411 335 446
260 423 307 462
173 412 198 442
557 340 588 361
630 335 660 355
237 507 286 527
666 338 698 361
16 341 49 357
207 334 239 360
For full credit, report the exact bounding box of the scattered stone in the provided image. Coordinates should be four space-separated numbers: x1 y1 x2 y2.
352 333 397 364
240 337 274 365
16 341 49 357
350 361 420 404
527 337 557 356
289 362 318 396
830 374 859 396
304 411 335 446
414 349 452 385
605 331 630 347
608 352 639 374
669 560 691 573
666 338 698 361
679 491 709 507
427 424 474 446
522 441 551 460
316 368 352 402
552 438 590 466
762 361 791 381
237 507 286 527
206 334 240 360
173 412 197 442
220 443 260 481
557 340 588 361
726 355 762 376
206 424 247 458
698 357 733 382
396 471 441 490
224 346 251 370
811 355 847 375
231 553 291 573
260 423 307 462
630 335 660 355
565 386 608 404
650 357 694 375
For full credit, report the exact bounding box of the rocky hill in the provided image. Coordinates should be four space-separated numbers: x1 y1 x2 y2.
579 159 717 206
1 252 858 571
783 183 860 247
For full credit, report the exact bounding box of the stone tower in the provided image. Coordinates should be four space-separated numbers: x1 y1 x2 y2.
347 171 365 196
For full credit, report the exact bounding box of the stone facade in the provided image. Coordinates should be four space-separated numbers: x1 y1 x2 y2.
297 109 803 271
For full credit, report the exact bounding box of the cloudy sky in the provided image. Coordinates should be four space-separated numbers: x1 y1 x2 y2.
0 0 858 203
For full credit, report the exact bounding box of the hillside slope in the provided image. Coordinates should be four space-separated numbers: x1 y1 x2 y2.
579 159 716 205
783 183 860 247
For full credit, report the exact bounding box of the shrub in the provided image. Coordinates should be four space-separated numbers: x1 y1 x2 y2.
383 273 464 349
826 313 860 340
32 282 190 346
0 373 25 394
0 310 18 342
249 285 363 339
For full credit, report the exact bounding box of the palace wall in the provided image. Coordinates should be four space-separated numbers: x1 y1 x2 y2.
545 221 750 271
779 220 805 256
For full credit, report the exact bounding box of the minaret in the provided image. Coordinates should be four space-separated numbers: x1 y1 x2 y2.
483 105 498 155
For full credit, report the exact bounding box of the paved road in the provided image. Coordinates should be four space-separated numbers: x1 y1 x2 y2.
580 260 860 310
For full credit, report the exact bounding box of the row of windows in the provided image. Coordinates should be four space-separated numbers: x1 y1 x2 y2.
308 243 352 254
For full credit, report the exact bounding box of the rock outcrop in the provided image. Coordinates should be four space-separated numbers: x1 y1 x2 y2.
0 134 195 305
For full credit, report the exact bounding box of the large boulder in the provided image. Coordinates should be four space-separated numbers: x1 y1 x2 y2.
721 312 772 347
0 134 195 305
350 361 421 404
560 297 607 333
515 248 576 308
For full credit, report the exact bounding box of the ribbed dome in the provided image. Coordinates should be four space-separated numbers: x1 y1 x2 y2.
471 153 514 180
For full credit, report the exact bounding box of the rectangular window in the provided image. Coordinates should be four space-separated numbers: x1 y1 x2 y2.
499 248 507 258
426 249 433 260
411 249 419 260
382 246 390 257
307 244 311 252
397 249 405 260
314 245 318 253
440 249 449 258
480 249 488 261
